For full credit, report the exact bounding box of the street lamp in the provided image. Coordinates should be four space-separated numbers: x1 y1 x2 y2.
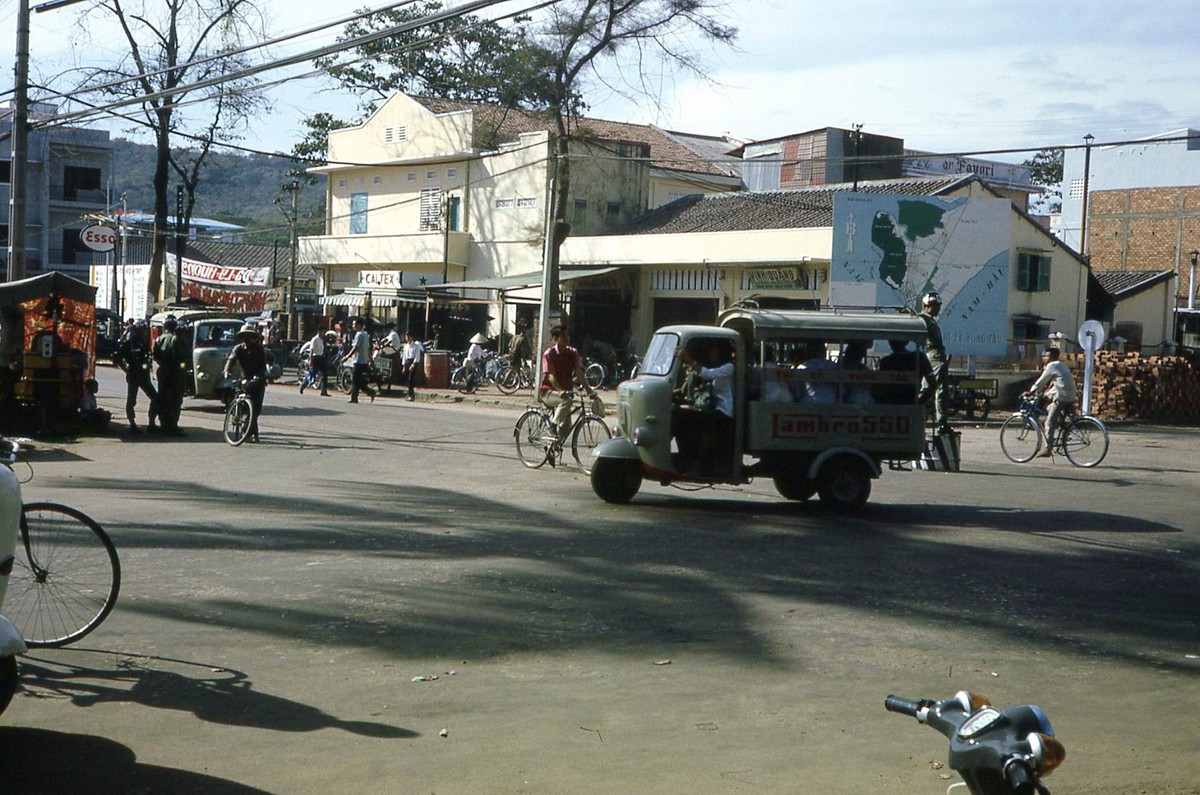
1080 134 1095 257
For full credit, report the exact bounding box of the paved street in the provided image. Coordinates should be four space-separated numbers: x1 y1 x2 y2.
2 365 1198 794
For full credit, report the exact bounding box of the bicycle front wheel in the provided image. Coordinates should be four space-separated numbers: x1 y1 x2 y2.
9 503 121 648
571 416 612 474
223 396 253 446
514 409 552 468
1000 414 1041 462
1062 416 1109 468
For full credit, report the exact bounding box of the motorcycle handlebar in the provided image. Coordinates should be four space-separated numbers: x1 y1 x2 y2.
884 695 923 717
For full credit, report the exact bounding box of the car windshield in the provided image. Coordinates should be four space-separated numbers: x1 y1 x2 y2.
196 321 241 347
641 332 681 376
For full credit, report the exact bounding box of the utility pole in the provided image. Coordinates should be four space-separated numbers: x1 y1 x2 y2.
851 123 863 191
1080 134 1095 258
174 185 185 303
287 179 298 338
7 0 31 282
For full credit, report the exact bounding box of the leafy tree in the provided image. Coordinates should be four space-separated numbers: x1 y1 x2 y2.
72 0 269 311
534 0 738 310
1024 148 1064 214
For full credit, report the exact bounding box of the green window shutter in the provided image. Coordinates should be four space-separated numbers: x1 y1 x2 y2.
1037 255 1051 291
1017 253 1031 291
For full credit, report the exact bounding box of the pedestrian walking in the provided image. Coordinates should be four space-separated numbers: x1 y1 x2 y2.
342 317 376 404
401 331 424 401
301 329 330 396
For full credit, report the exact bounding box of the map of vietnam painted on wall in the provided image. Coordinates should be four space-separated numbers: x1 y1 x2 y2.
831 193 1011 357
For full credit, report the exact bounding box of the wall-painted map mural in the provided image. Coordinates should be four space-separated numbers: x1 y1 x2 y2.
831 193 1011 357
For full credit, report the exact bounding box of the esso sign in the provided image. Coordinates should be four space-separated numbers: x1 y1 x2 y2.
80 224 117 253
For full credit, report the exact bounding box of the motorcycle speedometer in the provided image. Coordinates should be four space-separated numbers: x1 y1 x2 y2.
956 707 1002 738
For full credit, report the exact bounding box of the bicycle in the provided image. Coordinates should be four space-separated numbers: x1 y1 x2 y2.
496 359 534 395
223 376 262 446
1 438 121 648
999 394 1109 467
514 391 612 474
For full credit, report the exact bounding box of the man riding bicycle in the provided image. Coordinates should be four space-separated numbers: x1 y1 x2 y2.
224 324 269 443
539 325 595 438
1023 346 1077 457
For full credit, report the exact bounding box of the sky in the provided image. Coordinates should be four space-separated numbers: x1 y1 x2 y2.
2 0 1199 165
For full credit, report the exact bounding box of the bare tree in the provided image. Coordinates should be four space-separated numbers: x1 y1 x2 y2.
74 0 269 311
535 0 737 311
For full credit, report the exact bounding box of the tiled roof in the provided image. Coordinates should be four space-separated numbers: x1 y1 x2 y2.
1093 269 1175 298
412 97 733 179
616 175 975 234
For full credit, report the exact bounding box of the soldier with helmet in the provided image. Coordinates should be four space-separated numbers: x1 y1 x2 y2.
919 291 951 433
114 320 158 435
152 315 186 436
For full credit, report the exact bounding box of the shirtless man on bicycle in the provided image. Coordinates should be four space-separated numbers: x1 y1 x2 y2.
1023 346 1077 457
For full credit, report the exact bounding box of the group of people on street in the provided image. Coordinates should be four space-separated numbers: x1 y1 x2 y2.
114 316 188 436
297 319 426 404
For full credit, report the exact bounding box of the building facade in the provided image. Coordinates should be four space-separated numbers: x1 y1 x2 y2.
1060 128 1200 310
2 102 113 282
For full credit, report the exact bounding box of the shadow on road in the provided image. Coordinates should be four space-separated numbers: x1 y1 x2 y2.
17 649 415 738
0 727 275 794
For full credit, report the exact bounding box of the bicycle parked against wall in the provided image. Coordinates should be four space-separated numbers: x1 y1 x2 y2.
1 438 121 648
999 394 1109 467
514 391 611 474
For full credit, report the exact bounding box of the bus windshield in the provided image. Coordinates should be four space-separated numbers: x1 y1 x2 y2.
641 332 681 376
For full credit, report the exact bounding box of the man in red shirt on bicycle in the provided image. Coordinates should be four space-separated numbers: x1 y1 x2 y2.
540 325 592 437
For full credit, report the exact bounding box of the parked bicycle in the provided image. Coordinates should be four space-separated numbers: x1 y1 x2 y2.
452 352 508 394
223 376 263 446
496 359 534 395
0 438 121 648
514 391 611 474
999 394 1109 467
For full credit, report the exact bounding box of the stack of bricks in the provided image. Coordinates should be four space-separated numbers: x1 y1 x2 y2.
1063 352 1200 422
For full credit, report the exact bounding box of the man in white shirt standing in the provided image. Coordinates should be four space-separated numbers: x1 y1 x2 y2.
341 317 376 404
401 331 425 402
1025 347 1077 457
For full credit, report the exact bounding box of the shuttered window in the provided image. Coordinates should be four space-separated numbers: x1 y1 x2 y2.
420 188 442 231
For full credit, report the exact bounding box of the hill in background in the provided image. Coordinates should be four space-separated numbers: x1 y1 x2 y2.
110 139 325 242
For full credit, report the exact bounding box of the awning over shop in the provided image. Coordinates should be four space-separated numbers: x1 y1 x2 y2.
320 287 428 308
433 267 620 293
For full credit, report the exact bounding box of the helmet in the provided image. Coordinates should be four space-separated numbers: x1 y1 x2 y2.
162 316 178 331
237 323 259 340
921 291 942 307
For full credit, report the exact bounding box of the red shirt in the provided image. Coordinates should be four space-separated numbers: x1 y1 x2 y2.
540 344 581 396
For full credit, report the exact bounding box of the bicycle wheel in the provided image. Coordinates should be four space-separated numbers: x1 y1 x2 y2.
514 409 552 468
967 395 992 421
584 362 605 390
496 366 520 395
338 367 354 393
1062 416 1109 468
8 502 121 648
571 416 612 474
999 414 1041 463
223 396 253 446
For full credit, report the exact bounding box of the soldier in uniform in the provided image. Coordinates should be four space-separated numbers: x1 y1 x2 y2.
114 320 158 435
919 291 951 433
152 316 186 436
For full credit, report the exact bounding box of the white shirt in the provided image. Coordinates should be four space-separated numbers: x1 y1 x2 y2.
467 342 485 363
309 334 325 357
347 330 372 365
403 339 424 363
382 330 402 353
699 361 735 418
799 358 837 403
1031 359 1077 402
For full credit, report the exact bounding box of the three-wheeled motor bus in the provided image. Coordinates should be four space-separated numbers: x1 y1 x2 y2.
150 310 246 404
589 308 932 511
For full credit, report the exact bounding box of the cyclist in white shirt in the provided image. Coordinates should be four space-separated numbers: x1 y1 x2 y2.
1024 346 1077 457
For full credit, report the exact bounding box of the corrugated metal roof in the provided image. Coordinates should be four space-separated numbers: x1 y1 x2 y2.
616 175 974 235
